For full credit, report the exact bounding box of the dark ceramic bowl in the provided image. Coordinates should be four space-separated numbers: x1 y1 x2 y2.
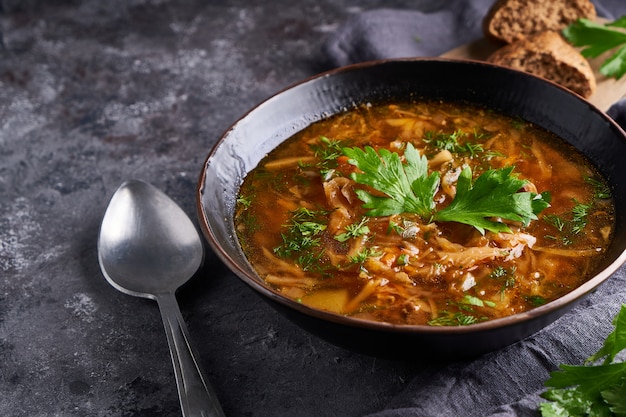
197 58 626 359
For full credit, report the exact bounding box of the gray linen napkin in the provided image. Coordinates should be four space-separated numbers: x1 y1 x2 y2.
323 1 626 416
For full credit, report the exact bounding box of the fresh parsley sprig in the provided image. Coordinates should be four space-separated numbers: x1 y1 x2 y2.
563 16 626 79
540 304 626 416
434 166 551 234
342 143 440 218
342 143 550 234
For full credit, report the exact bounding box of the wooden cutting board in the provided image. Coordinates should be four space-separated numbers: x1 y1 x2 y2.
441 36 626 112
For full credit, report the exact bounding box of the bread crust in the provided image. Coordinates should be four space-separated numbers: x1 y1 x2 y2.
487 30 596 98
483 0 596 44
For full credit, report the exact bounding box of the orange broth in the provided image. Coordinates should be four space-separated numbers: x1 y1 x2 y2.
234 101 614 326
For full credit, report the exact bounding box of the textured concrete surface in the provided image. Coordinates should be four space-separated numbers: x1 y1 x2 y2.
0 1 447 416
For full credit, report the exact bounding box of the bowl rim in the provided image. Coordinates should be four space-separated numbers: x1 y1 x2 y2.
197 56 626 335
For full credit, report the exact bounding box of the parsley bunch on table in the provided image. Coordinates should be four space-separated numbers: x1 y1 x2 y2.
540 304 626 416
341 143 550 234
563 17 626 79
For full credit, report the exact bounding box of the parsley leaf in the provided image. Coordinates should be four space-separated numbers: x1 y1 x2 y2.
342 143 439 217
588 304 626 365
544 362 626 416
540 387 591 416
343 144 550 234
434 166 551 234
563 17 626 79
540 305 626 416
602 382 626 415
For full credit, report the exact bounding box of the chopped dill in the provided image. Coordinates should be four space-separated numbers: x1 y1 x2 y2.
297 251 325 273
334 217 370 242
425 129 465 151
428 311 481 326
309 136 350 180
571 201 591 235
585 176 611 199
472 128 488 140
544 214 566 232
347 247 382 266
542 199 595 245
236 193 259 234
428 295 495 326
423 129 486 156
274 207 328 260
490 266 517 295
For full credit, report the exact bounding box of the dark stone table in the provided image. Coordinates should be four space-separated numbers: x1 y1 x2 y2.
0 1 444 416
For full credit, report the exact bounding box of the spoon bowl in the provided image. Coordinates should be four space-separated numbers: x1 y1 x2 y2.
98 179 224 417
98 179 203 297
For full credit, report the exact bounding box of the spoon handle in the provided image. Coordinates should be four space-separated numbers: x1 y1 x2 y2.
156 293 225 417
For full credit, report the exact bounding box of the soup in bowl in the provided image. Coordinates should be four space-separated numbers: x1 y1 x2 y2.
197 59 626 358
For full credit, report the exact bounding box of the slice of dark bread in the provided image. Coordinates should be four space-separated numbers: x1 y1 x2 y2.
483 0 596 44
486 30 596 98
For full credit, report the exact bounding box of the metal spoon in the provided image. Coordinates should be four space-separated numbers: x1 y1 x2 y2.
97 179 225 417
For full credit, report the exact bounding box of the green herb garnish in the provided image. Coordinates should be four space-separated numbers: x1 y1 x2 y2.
334 217 370 242
563 17 626 79
236 194 259 234
461 294 497 308
540 304 626 416
424 129 486 157
543 173 610 246
545 200 593 244
297 251 324 272
427 295 496 326
274 207 327 260
342 143 551 234
585 176 612 200
524 295 547 307
310 136 350 180
545 214 567 232
571 201 592 235
490 266 517 294
343 143 439 218
237 196 252 208
347 247 382 266
434 166 551 234
428 312 480 326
